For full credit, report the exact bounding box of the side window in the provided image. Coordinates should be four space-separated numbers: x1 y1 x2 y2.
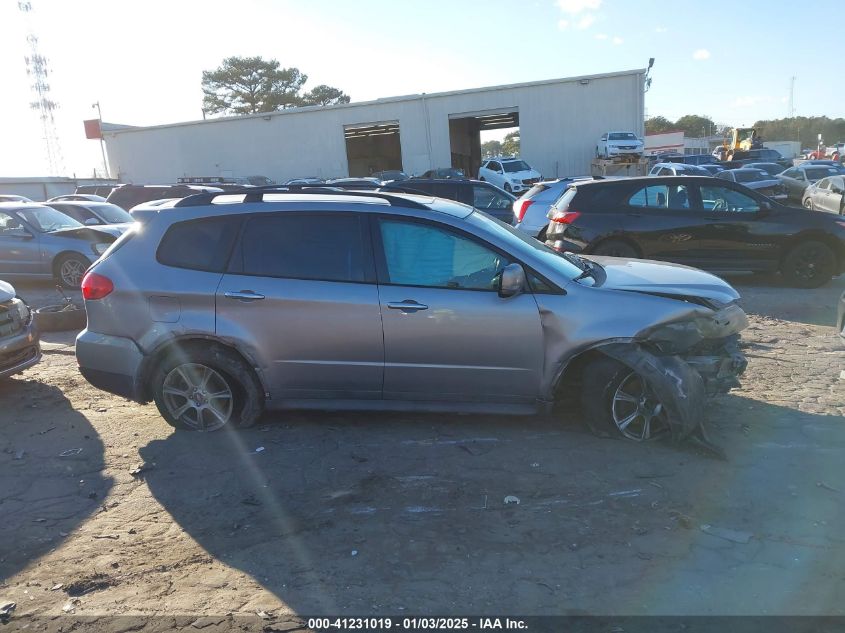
378 219 508 290
240 214 367 282
157 216 241 272
700 185 760 213
432 182 459 201
488 161 502 173
0 212 29 237
657 167 673 176
53 204 95 223
818 179 831 190
716 171 732 181
472 184 512 211
628 185 692 209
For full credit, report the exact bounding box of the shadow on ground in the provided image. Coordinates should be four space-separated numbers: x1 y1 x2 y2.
141 396 845 615
0 376 112 580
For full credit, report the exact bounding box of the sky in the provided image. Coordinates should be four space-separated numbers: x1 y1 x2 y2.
1 0 841 177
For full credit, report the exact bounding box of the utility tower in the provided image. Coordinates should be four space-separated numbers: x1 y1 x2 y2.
788 76 796 119
19 1 64 175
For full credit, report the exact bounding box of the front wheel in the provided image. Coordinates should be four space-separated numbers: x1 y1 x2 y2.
781 241 835 288
803 197 814 210
55 253 91 289
580 357 669 441
152 347 263 431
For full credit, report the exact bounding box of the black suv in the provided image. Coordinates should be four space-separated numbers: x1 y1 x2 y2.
106 184 224 211
381 178 515 222
544 175 845 288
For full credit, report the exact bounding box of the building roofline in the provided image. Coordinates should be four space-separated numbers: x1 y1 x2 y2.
103 68 646 136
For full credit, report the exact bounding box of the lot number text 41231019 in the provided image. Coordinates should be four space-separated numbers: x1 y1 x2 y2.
307 618 529 630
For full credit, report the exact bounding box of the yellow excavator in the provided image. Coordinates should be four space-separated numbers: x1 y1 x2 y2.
713 127 763 161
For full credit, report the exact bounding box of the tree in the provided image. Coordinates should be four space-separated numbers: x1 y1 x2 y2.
202 56 307 115
481 140 502 158
753 116 845 150
674 114 716 138
300 85 351 107
644 115 674 134
501 131 520 156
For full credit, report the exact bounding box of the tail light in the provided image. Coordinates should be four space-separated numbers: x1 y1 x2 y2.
81 272 114 300
550 211 581 224
513 199 535 222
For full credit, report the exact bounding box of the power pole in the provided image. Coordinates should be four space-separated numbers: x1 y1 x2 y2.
19 1 64 175
788 76 796 119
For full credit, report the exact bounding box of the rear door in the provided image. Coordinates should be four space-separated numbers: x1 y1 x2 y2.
471 182 514 222
216 211 384 400
373 215 544 404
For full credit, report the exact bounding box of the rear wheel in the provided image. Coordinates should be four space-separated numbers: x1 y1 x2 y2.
580 357 669 441
55 253 90 289
590 240 639 258
152 347 263 431
781 241 835 288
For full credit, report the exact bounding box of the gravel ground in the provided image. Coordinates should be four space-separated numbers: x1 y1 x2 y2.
1 275 843 629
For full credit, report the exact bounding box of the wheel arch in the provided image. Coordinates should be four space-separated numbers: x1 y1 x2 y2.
778 230 845 269
137 335 268 403
51 250 92 276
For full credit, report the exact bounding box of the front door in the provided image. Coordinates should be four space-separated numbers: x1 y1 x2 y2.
216 212 384 401
373 216 544 403
0 211 41 275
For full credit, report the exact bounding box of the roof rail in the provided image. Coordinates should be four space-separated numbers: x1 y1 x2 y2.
173 185 431 209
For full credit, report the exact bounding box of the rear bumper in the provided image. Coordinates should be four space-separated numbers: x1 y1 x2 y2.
0 321 41 378
76 329 144 399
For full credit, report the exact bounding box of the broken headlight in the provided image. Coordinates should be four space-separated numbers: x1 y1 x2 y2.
645 303 748 354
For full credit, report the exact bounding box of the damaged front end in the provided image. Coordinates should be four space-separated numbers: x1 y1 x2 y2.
596 302 748 447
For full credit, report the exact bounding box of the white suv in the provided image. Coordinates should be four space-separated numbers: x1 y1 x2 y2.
478 157 542 194
596 132 644 159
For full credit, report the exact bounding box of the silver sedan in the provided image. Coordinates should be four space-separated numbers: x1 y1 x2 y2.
802 176 845 214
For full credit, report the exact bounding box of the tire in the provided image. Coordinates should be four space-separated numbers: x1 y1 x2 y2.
590 240 639 258
781 241 835 288
580 357 669 441
35 304 87 332
504 183 512 193
151 346 264 432
803 198 814 210
54 253 91 289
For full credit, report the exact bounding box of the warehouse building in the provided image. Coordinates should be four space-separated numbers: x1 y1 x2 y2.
102 68 646 184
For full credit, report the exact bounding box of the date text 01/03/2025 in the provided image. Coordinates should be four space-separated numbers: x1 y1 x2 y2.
307 618 528 630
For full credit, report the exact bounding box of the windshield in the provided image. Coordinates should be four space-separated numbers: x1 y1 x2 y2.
806 167 839 180
467 211 583 280
502 160 531 173
17 206 83 232
735 170 768 183
90 203 133 223
609 132 637 140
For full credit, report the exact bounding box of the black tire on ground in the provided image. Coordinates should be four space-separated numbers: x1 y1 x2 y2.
54 253 91 289
590 240 639 258
580 356 669 441
781 241 835 289
537 227 548 242
504 183 512 193
34 304 87 332
151 346 264 432
803 198 814 210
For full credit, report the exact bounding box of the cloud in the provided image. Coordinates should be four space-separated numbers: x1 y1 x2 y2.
692 49 711 60
655 26 668 33
558 19 570 29
556 0 601 13
594 33 608 40
576 14 596 29
612 36 623 45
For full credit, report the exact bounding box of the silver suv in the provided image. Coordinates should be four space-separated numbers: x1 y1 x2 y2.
76 189 748 442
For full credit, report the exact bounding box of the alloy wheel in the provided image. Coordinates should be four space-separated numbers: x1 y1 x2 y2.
161 363 234 431
60 259 86 287
611 372 668 441
790 245 826 282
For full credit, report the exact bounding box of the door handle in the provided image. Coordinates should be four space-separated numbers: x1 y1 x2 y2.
387 300 429 312
224 290 265 302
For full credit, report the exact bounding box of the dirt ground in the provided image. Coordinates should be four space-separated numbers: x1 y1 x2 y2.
1 275 844 629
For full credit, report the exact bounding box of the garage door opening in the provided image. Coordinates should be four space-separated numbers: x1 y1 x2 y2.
344 121 402 177
449 109 519 179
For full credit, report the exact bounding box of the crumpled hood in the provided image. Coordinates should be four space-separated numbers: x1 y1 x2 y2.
0 279 15 303
50 225 122 240
583 255 740 305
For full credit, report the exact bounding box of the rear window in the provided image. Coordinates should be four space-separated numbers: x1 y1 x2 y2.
157 216 241 272
239 213 368 283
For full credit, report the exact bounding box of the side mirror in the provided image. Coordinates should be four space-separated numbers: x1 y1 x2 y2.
498 263 526 298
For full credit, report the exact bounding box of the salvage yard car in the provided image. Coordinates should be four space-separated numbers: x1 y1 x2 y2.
544 176 845 288
778 165 842 202
76 188 747 443
715 168 788 199
596 131 644 159
802 176 845 214
0 202 117 288
477 158 542 194
0 278 40 378
381 178 515 222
